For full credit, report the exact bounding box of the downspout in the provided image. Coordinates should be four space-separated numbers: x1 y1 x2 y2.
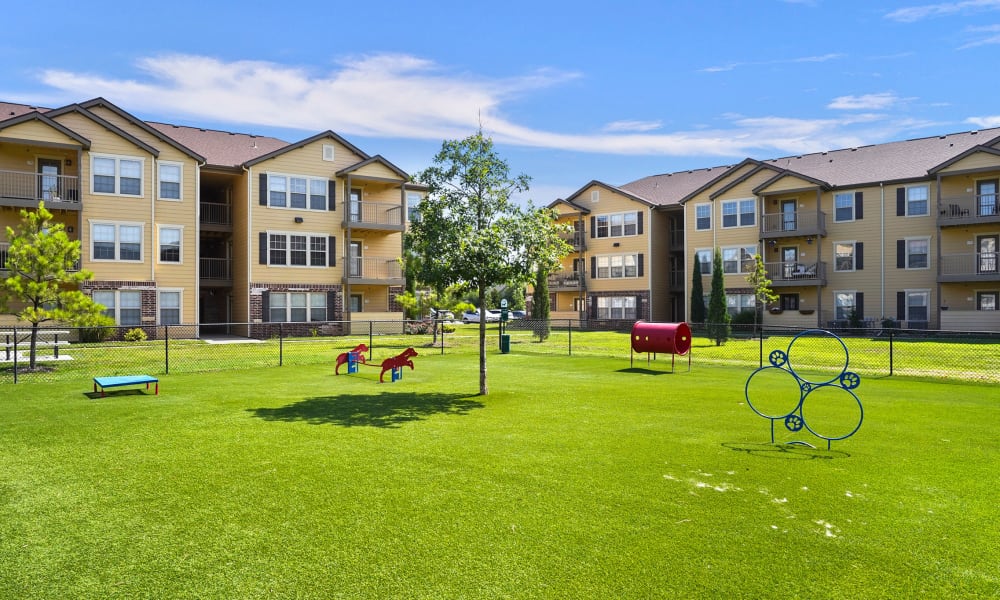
345 175 352 323
195 160 205 328
880 182 885 320
683 201 690 322
244 165 253 325
150 158 156 282
935 174 943 328
647 206 653 321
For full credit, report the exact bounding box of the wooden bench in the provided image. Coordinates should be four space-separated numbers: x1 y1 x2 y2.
1 330 70 360
93 375 159 397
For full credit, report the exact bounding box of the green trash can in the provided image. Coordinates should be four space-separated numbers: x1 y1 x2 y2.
500 334 511 354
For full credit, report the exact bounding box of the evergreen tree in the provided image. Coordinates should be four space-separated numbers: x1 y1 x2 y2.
531 267 550 341
706 247 731 346
690 258 706 323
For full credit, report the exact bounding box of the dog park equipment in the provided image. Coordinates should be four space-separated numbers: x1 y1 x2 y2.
744 329 863 450
93 375 159 397
335 343 369 374
378 347 418 383
630 321 692 372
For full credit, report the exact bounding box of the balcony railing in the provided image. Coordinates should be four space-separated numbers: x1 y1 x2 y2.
761 210 826 238
939 252 1000 282
200 202 232 227
765 261 828 286
938 195 1000 226
547 271 587 290
559 230 587 251
0 170 80 205
346 256 403 282
346 201 403 229
200 257 232 281
669 229 684 251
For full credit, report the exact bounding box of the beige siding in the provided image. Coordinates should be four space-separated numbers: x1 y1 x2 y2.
936 152 1000 174
756 174 815 194
0 119 81 146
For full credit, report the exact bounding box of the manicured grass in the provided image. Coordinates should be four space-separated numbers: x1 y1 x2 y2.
1 349 998 598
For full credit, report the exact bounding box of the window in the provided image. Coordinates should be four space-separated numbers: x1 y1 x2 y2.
978 291 998 311
722 246 756 274
406 192 422 223
721 199 755 228
265 233 327 267
905 290 929 325
624 212 638 235
266 173 329 210
695 249 712 275
834 192 855 222
92 155 143 196
91 222 143 262
595 212 639 238
726 293 755 317
596 215 609 238
906 238 929 269
158 163 181 200
779 293 799 310
93 290 142 326
906 185 929 216
267 292 327 322
349 294 363 313
159 227 181 263
834 241 856 272
159 291 181 325
597 296 636 320
595 254 640 279
834 291 856 321
695 204 711 230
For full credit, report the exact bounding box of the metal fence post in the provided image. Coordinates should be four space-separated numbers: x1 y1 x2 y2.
440 319 446 355
889 328 894 376
568 319 572 356
279 322 284 366
369 321 374 358
12 326 17 384
165 325 170 374
759 323 764 368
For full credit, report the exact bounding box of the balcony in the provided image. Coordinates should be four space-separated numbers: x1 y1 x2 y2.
761 210 826 239
669 229 684 252
765 261 828 287
0 170 81 210
548 271 587 291
345 256 404 285
200 257 232 286
344 201 404 232
669 270 685 291
937 195 1000 227
560 230 587 251
200 202 232 231
938 252 1000 283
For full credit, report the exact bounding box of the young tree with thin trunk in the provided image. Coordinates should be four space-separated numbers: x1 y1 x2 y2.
746 253 778 335
706 247 731 346
407 131 570 394
0 202 113 369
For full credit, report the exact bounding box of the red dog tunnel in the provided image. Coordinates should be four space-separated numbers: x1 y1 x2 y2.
631 321 692 356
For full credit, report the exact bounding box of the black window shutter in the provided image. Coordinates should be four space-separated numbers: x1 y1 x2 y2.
328 236 336 267
855 191 864 220
261 291 270 322
856 292 864 319
637 211 644 234
590 216 596 238
637 253 644 277
897 291 905 320
856 242 864 270
326 291 337 321
635 295 643 320
591 256 597 279
328 180 336 211
896 239 905 268
590 296 598 319
259 232 268 264
896 188 906 217
259 173 268 206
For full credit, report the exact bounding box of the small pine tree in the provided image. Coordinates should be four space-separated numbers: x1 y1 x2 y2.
746 253 778 334
690 258 706 323
531 267 551 341
706 247 731 346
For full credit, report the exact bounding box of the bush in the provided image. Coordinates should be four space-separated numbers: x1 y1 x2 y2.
730 310 757 325
79 327 112 343
124 328 148 342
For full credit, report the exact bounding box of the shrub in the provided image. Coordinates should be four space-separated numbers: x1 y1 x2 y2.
79 327 112 344
124 328 148 342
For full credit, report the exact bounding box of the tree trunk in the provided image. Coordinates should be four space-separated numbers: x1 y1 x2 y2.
478 286 488 395
29 323 39 370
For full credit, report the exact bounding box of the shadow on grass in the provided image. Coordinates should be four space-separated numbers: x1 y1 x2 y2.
722 442 851 460
247 392 484 428
84 389 153 399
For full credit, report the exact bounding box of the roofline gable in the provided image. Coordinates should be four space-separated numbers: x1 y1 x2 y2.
337 154 410 180
564 179 654 207
928 144 1000 174
44 104 160 157
678 158 762 204
79 97 205 162
547 197 591 214
245 130 370 167
751 169 830 195
0 111 91 148
708 164 781 200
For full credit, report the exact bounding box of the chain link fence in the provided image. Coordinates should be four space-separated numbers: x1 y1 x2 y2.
2 319 998 385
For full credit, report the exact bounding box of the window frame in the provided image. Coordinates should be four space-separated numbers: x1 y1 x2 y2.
720 198 755 228
90 221 144 263
265 172 329 211
268 292 329 323
721 245 757 274
93 289 143 326
158 289 182 325
91 153 145 197
834 290 857 321
695 203 711 231
726 293 755 317
157 161 183 201
265 232 328 267
905 185 929 217
596 296 637 320
905 237 930 270
694 249 712 276
904 289 930 325
834 241 857 272
157 225 183 264
834 191 855 223
595 253 641 279
977 291 998 311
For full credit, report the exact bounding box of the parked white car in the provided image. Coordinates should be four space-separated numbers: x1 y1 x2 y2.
462 309 501 323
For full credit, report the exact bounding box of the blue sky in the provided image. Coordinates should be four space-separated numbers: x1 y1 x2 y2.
3 0 1000 203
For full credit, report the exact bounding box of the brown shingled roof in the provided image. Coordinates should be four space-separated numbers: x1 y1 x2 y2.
620 166 735 206
146 122 288 169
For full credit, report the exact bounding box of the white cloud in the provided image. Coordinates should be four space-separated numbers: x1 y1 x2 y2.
966 115 1000 127
602 120 663 133
28 53 933 161
827 92 901 110
700 53 844 73
958 24 1000 47
885 0 1000 22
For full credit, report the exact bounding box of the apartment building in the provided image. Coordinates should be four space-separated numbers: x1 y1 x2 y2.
0 98 423 335
549 127 1000 332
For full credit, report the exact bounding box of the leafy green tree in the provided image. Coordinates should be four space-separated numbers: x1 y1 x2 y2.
745 253 778 334
689 258 706 323
706 247 731 346
407 131 570 394
0 202 113 369
509 285 526 311
531 267 550 341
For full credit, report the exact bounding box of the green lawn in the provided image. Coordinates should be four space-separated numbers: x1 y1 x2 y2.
1 346 998 598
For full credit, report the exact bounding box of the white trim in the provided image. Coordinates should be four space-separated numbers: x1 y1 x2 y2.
264 171 330 211
156 224 185 265
157 161 184 201
264 231 329 268
833 240 858 273
157 288 183 325
904 236 931 270
719 197 756 229
90 153 146 197
88 220 145 263
903 184 929 218
833 191 856 223
694 202 712 231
